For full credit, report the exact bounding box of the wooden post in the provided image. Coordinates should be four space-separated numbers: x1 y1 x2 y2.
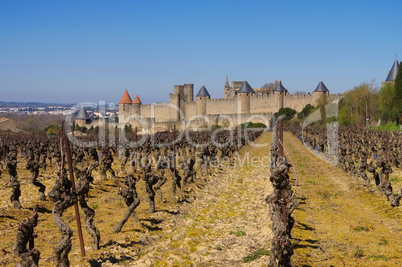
61 121 86 257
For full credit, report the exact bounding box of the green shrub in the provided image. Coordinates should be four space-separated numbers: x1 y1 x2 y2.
273 107 297 121
237 122 267 129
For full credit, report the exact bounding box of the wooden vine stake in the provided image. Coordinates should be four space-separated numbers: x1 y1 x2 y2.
62 121 86 257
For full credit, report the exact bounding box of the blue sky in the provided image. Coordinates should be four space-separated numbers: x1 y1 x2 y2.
0 0 400 104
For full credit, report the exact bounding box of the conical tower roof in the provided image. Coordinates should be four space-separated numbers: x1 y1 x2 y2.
132 95 142 104
313 81 329 92
76 106 90 120
238 81 255 93
385 58 400 81
274 81 288 92
196 85 211 97
119 90 132 104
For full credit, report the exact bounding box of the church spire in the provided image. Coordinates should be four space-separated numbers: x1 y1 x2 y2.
224 75 230 89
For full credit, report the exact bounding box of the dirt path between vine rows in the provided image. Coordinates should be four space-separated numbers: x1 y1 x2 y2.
284 132 402 267
128 133 274 266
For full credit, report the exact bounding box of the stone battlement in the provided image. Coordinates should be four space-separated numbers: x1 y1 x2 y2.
118 78 343 130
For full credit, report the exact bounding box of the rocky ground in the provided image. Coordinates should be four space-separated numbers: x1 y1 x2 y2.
0 132 401 266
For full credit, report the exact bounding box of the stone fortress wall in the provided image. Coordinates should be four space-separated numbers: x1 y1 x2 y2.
74 59 398 132
117 77 342 131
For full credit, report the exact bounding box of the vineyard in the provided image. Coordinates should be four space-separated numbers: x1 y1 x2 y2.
0 124 401 266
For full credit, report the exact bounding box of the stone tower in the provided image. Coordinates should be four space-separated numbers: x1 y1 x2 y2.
274 81 287 112
170 83 194 121
237 81 254 114
118 90 133 125
224 75 230 90
128 95 142 130
132 95 142 115
224 76 235 99
312 81 329 104
76 106 91 127
195 85 210 115
183 83 194 102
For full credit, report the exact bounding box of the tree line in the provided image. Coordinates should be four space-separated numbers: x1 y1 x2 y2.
338 66 401 127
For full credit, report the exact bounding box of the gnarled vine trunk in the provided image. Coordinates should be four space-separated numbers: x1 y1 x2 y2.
13 206 40 267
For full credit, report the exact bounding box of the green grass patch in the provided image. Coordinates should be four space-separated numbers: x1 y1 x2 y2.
350 224 374 232
243 248 270 263
370 122 402 132
369 254 389 261
230 230 246 237
41 223 57 229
